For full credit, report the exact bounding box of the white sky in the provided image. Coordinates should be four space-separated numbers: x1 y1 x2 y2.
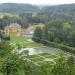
0 0 75 5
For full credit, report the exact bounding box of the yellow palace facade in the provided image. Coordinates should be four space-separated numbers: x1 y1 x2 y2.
4 23 21 36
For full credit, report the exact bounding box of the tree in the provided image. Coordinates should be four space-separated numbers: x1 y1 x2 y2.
32 27 42 43
2 54 25 75
43 25 49 40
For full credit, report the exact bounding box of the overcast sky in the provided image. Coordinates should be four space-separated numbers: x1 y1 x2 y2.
0 0 75 5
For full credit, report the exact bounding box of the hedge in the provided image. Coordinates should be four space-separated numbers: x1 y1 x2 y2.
41 40 75 54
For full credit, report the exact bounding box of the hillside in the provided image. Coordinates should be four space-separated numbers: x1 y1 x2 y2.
41 4 75 13
40 4 75 21
0 3 40 14
0 3 75 14
0 3 74 21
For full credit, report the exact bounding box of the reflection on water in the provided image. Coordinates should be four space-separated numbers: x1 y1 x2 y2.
19 47 62 55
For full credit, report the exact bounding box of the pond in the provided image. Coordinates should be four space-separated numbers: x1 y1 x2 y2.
19 47 64 55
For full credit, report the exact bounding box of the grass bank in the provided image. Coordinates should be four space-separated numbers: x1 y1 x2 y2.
10 36 43 48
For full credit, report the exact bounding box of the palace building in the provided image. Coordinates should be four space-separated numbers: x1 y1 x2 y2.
4 23 21 36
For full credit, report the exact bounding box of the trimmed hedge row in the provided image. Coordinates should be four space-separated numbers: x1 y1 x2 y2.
41 40 75 54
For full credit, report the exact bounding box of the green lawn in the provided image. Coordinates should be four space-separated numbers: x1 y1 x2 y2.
32 23 45 30
10 36 43 48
